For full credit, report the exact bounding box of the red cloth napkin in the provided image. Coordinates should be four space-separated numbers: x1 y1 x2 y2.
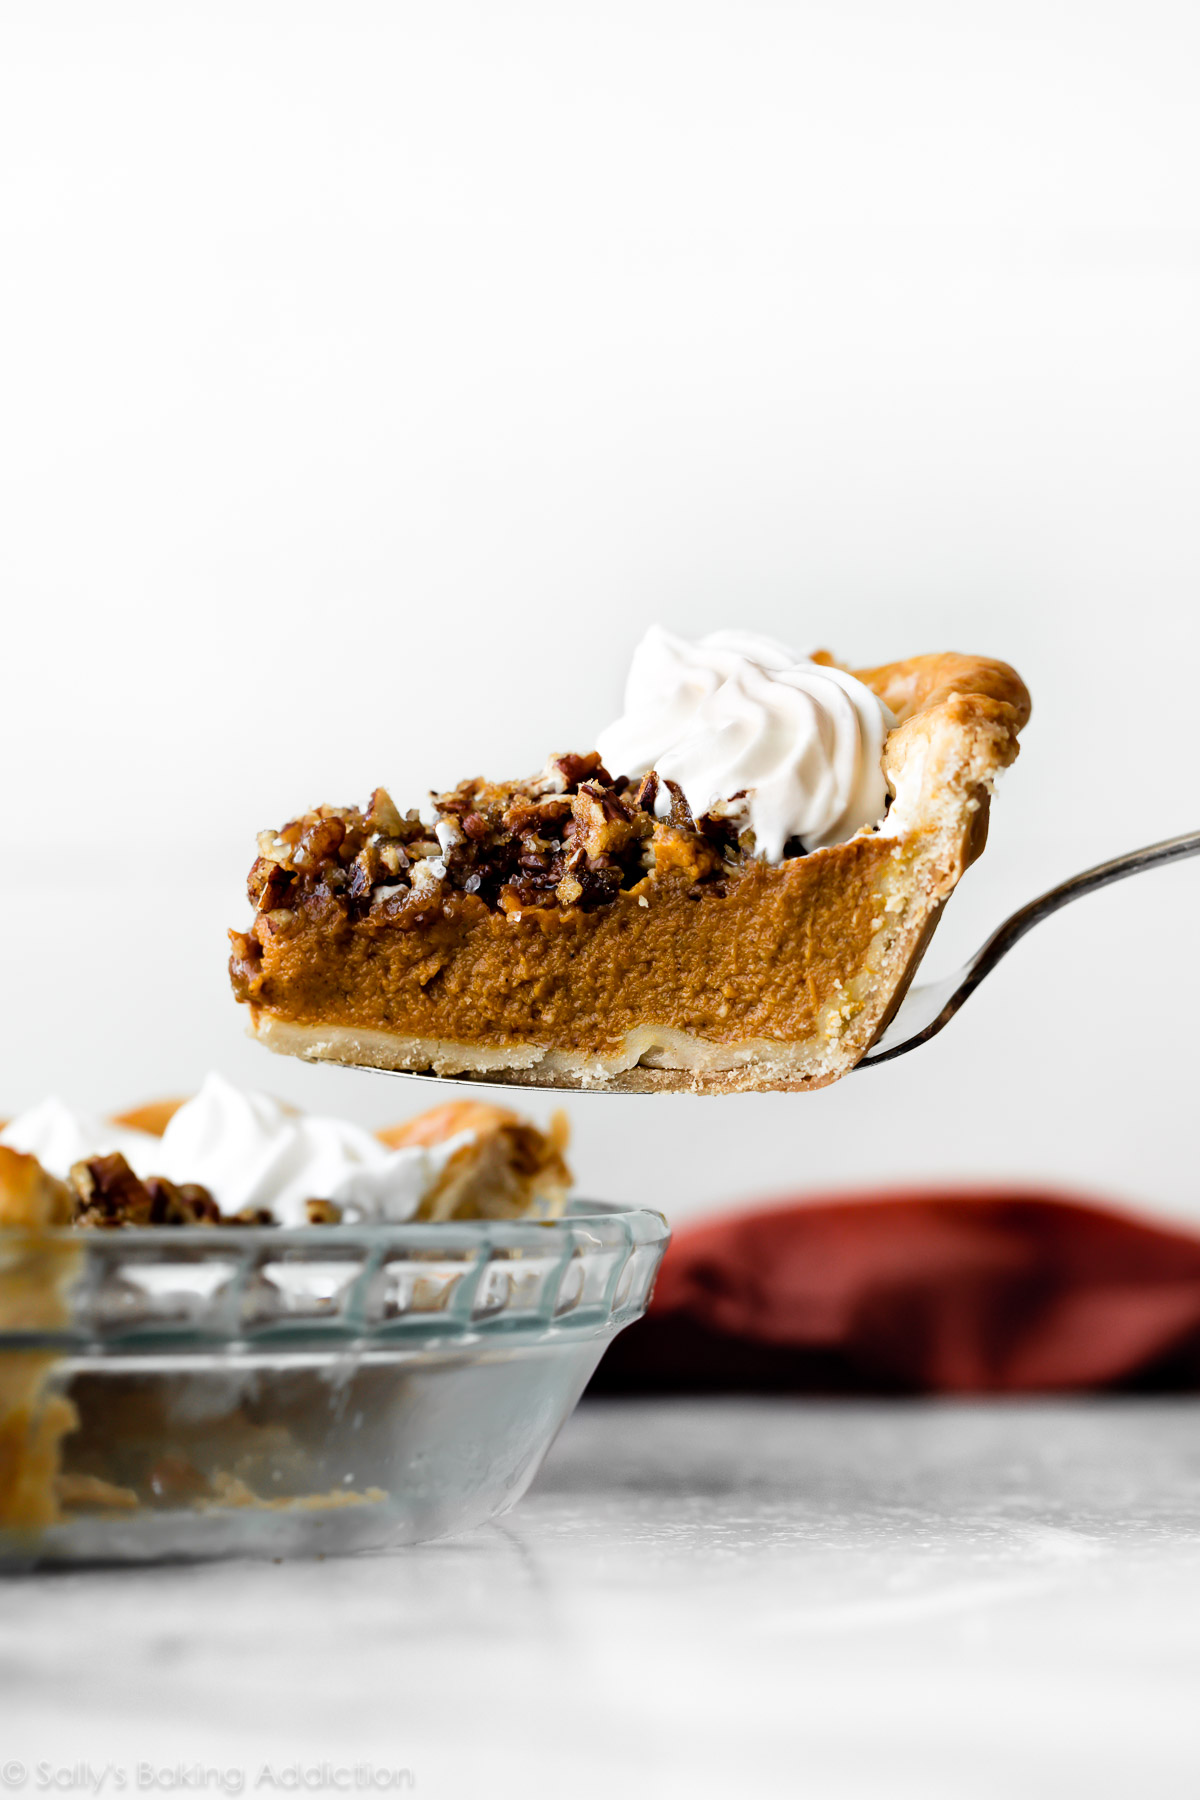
590 1190 1200 1395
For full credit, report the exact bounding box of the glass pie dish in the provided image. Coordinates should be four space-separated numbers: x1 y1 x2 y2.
0 1199 668 1566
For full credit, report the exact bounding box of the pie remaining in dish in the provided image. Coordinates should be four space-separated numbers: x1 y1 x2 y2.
0 1078 571 1229
229 633 1030 1093
0 1085 572 1536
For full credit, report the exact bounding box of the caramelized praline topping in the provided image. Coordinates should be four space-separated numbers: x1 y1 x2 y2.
239 752 814 948
64 1154 339 1229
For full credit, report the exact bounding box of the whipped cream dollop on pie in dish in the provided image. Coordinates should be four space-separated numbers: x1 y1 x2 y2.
228 630 1031 1093
0 1074 570 1228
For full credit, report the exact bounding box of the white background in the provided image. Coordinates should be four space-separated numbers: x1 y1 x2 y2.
2 0 1198 1223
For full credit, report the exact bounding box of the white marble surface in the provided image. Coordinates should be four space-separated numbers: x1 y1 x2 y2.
5 1399 1200 1798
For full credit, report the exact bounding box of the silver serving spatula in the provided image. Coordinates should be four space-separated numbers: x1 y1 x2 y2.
862 828 1200 1066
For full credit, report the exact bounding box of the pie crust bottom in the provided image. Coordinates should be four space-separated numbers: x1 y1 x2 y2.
249 1012 861 1093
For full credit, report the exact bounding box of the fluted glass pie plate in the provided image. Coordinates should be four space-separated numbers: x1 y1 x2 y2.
0 1200 668 1567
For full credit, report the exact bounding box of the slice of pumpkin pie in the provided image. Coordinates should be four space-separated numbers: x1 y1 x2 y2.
229 629 1030 1093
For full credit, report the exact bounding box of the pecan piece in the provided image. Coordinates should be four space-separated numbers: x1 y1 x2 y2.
502 796 573 836
229 1206 274 1226
365 786 404 837
248 858 296 913
554 751 612 789
255 827 298 867
555 871 584 907
378 840 411 877
228 930 264 1003
575 865 622 910
658 778 695 831
70 1153 156 1227
571 783 637 860
633 771 660 813
528 751 612 796
143 1177 222 1226
294 814 346 870
258 907 299 941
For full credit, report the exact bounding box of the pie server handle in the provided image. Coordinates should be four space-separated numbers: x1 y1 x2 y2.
860 828 1200 1067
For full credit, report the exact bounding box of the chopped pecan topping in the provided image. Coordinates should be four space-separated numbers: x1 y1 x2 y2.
378 841 410 877
69 1155 226 1229
502 796 573 836
364 786 404 837
571 782 643 860
633 770 660 813
239 745 813 943
66 1155 275 1229
259 907 299 940
248 857 296 912
552 751 611 788
294 813 346 869
70 1154 155 1228
228 929 264 1003
555 870 584 908
349 848 379 901
658 778 695 832
144 1177 223 1226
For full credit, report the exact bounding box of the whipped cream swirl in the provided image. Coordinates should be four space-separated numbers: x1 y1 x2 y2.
0 1098 162 1180
595 627 894 862
0 1074 473 1227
